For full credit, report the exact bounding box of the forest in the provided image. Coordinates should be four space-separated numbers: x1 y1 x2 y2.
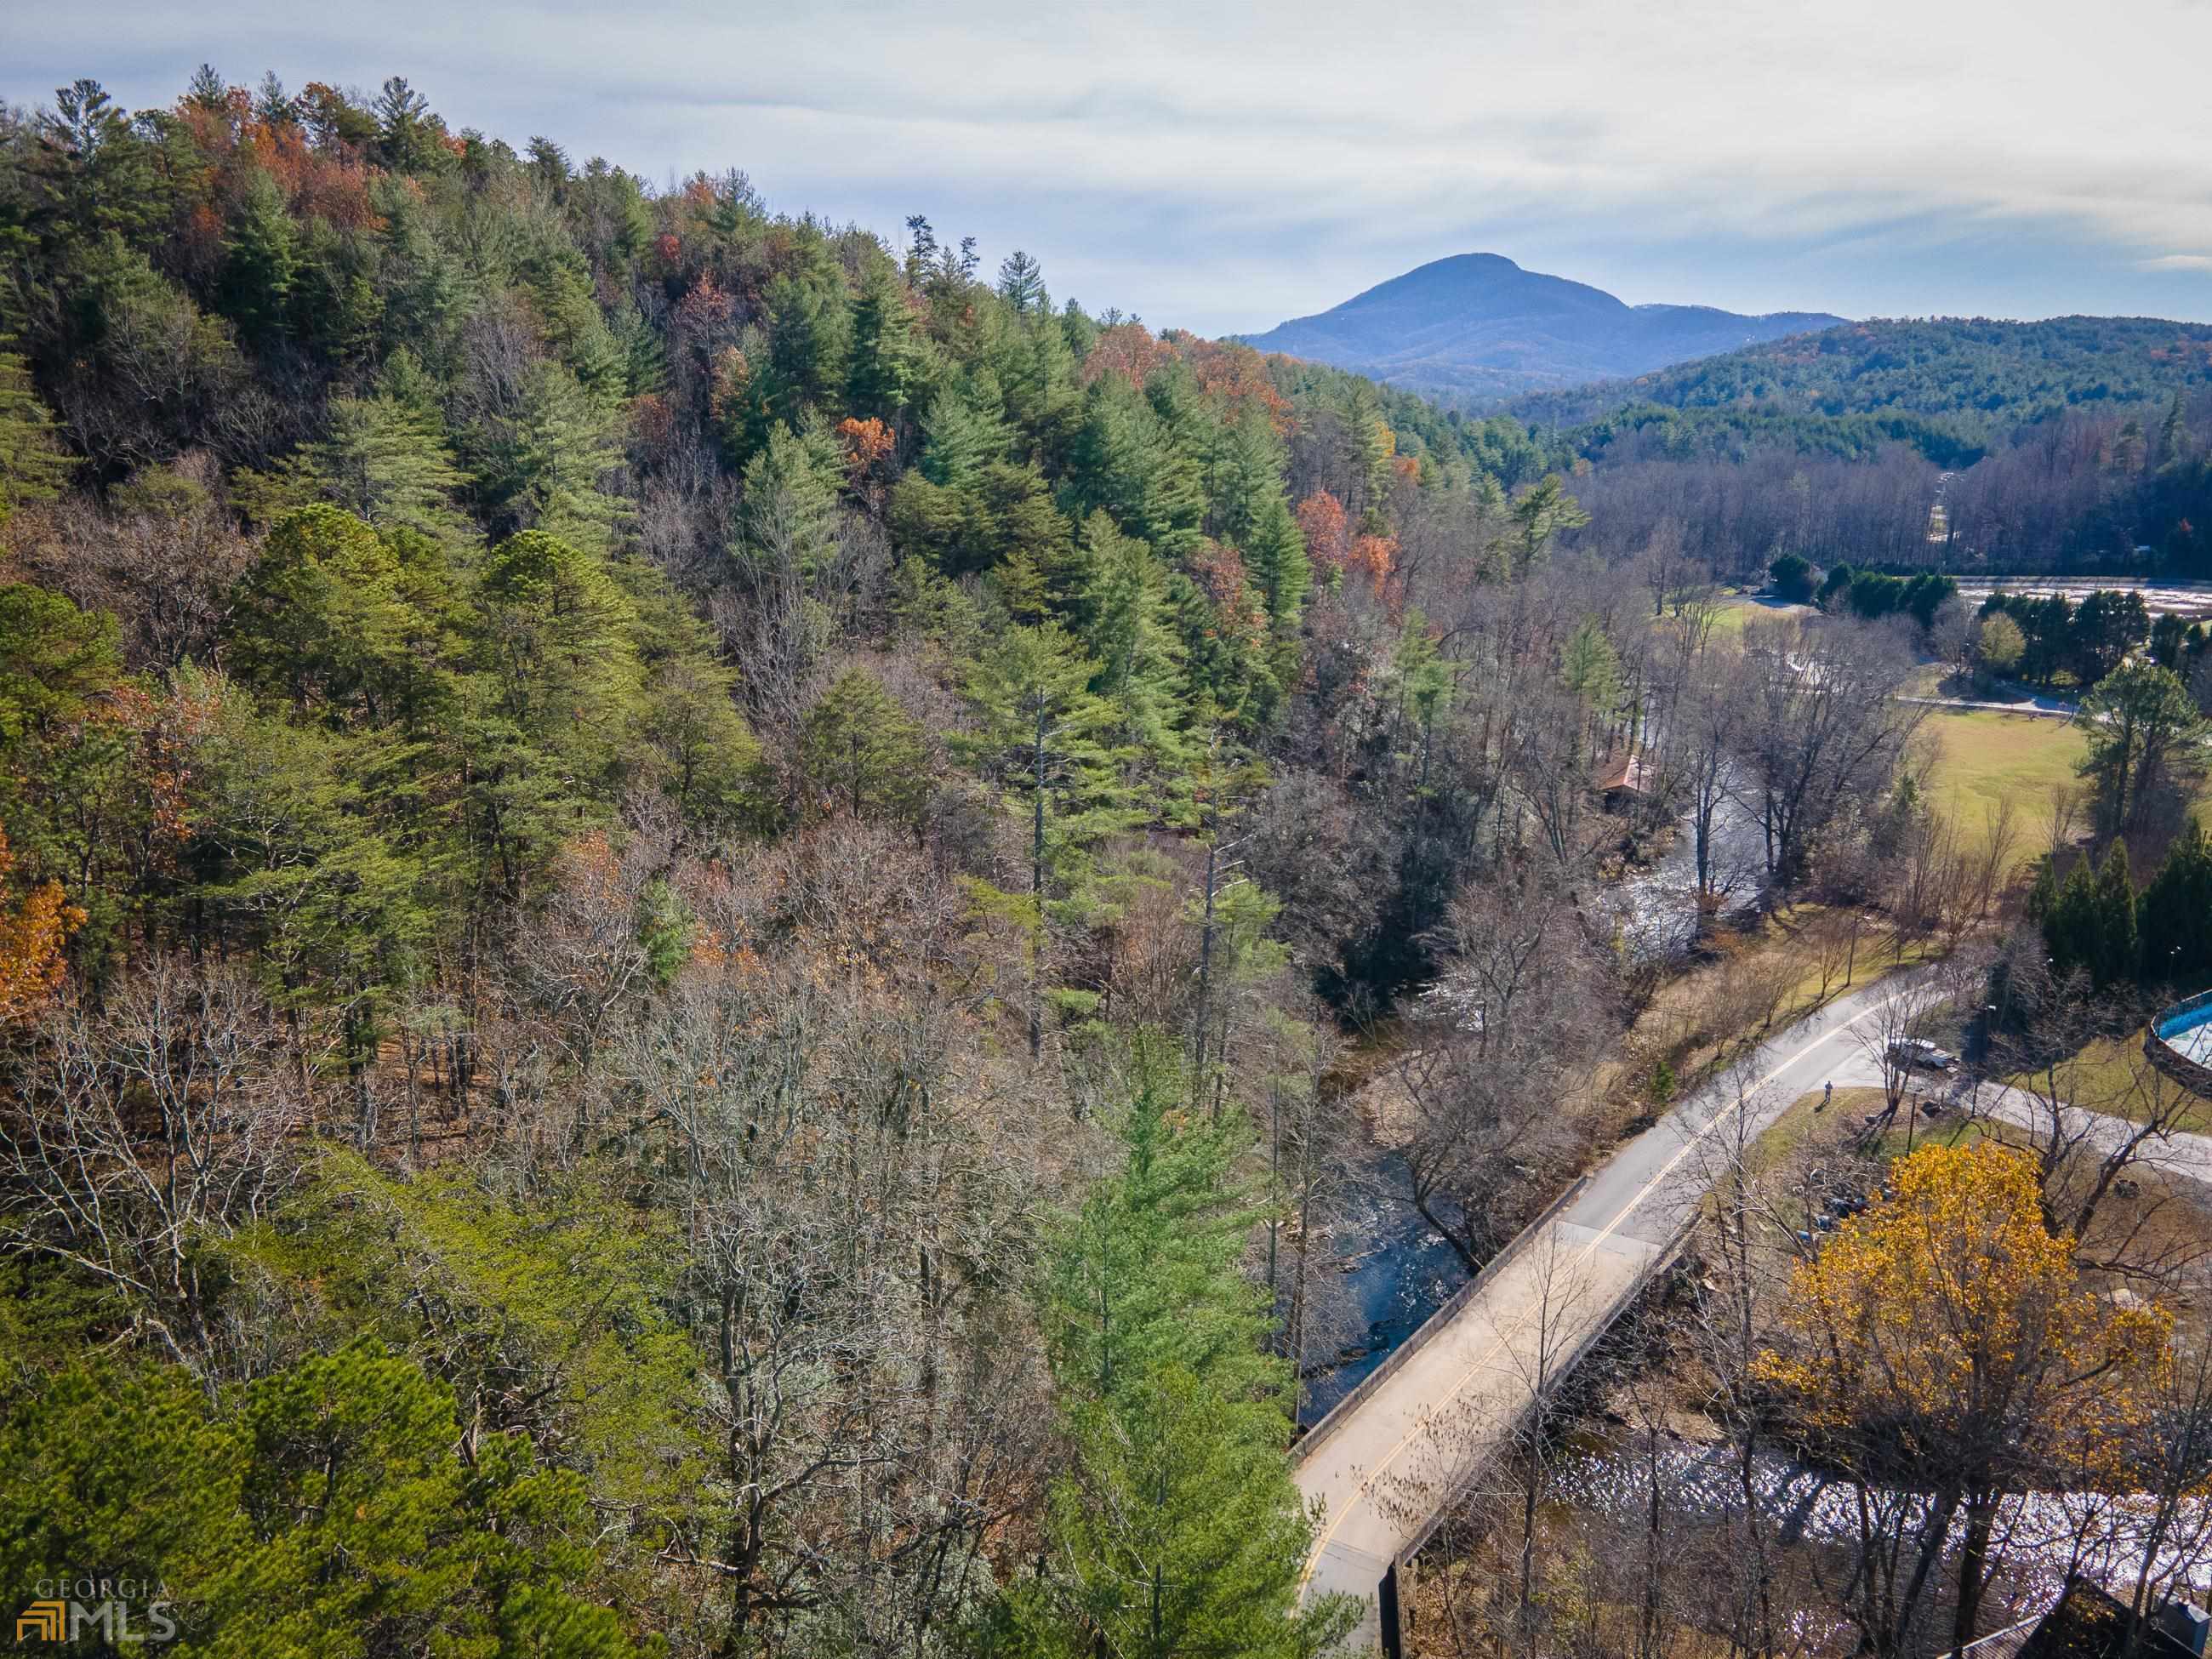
1502 316 2212 584
3 66 2212 1659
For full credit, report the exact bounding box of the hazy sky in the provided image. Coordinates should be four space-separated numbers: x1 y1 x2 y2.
9 0 2212 336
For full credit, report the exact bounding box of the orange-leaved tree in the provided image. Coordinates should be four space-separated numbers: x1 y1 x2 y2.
1756 1141 2170 1656
0 825 83 1022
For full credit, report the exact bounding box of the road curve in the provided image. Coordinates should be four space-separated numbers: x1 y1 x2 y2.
1296 977 1913 1647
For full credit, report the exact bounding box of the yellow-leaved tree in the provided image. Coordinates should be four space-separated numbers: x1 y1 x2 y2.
0 825 81 1023
1757 1141 2171 1657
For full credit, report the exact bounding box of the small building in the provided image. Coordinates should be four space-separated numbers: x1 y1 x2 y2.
1594 750 1653 806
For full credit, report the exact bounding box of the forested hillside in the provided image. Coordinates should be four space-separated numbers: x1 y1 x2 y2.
1510 315 2212 436
0 68 1632 1657
1528 319 2212 582
13 63 2212 1659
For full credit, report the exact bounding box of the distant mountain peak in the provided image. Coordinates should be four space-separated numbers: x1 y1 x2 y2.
1240 254 1845 403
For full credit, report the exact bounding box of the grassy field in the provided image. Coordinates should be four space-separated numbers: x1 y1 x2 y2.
1921 707 2085 869
1748 1086 1982 1180
1692 596 1815 638
2004 1027 2212 1133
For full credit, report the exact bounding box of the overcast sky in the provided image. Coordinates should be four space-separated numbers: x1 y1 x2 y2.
9 0 2212 336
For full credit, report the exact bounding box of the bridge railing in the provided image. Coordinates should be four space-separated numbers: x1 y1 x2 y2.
1293 1173 1592 1469
1390 1204 1702 1571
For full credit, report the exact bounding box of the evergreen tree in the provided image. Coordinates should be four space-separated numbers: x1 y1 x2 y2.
758 261 851 430
475 528 644 785
844 259 917 421
2078 662 2204 837
995 249 1048 316
2092 840 2138 991
2139 819 2212 989
1507 475 1589 576
227 505 453 728
736 420 843 581
0 353 75 533
918 381 1012 489
799 667 929 829
1075 513 1190 773
960 624 1135 1056
237 394 470 544
1242 493 1310 628
999 1077 1358 1658
506 362 629 555
1559 616 1622 736
219 169 299 344
0 1346 647 1656
2042 855 2101 986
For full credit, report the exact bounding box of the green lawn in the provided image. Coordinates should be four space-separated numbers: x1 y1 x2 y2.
1923 708 2086 870
1697 597 1815 637
1745 1086 1982 1183
2005 1027 2212 1133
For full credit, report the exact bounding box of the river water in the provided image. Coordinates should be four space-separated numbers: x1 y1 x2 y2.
1600 774 1770 962
1297 1149 1468 1425
1554 1437 2212 1608
1297 795 1773 1425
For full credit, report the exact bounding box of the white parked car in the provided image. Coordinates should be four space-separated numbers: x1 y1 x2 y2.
1887 1037 1958 1075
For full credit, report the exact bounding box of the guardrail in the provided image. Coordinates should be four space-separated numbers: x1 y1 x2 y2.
1293 1174 1593 1468
2147 989 2212 1100
1389 1204 1702 1571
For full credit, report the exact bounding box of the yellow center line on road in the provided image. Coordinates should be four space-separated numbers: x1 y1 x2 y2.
1298 996 1890 1589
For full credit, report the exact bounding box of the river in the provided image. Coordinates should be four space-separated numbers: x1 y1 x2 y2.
1297 790 1771 1425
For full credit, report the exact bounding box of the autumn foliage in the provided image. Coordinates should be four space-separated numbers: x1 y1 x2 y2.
1293 491 1349 573
836 416 897 481
1759 1140 2169 1488
1346 533 1398 596
0 826 82 1023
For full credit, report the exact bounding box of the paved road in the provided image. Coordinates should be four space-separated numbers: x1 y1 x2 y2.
1296 978 1913 1645
1297 981 2212 1648
1897 695 2078 719
1819 1046 2212 1189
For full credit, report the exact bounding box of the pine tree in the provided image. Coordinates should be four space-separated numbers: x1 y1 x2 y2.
0 353 75 534
2139 819 2212 988
2092 840 2139 991
1075 513 1190 773
2078 662 2203 838
845 259 916 421
736 421 843 581
475 528 644 784
227 505 450 727
918 381 1012 489
507 362 628 555
799 668 929 829
959 623 1135 1057
2042 855 2101 986
995 249 1048 316
1508 475 1590 577
759 261 851 430
237 394 470 544
220 169 299 344
1241 493 1309 628
1004 1077 1360 1659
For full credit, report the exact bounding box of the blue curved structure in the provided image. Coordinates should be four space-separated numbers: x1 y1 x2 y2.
2147 990 2212 1098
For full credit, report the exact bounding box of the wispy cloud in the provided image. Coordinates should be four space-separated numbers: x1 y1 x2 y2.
8 0 2212 334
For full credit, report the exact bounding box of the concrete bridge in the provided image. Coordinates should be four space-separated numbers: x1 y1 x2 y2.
1292 980 1908 1652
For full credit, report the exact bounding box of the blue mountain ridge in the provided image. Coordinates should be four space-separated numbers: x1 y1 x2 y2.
1239 252 1844 402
